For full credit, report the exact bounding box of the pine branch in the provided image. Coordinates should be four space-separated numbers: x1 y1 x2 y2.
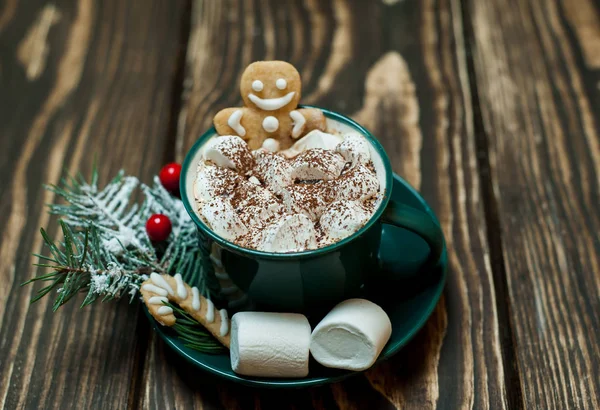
27 167 206 301
23 166 222 354
22 222 151 311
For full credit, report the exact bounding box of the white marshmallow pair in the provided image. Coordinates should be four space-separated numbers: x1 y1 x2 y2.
229 299 391 378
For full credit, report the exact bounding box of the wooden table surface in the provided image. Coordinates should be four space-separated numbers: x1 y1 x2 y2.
1 0 599 408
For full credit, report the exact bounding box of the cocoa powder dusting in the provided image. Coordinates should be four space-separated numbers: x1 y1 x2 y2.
197 138 383 251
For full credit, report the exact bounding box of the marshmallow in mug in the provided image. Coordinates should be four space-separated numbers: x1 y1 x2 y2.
252 213 318 253
232 178 284 228
280 182 333 222
335 164 380 201
336 133 371 167
320 200 371 244
281 129 343 158
253 148 294 194
289 148 346 181
194 164 241 203
200 198 248 241
203 135 254 173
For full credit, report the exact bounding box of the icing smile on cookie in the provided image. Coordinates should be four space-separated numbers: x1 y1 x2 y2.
248 91 295 111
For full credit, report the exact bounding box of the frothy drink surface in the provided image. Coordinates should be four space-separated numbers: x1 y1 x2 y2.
194 130 382 252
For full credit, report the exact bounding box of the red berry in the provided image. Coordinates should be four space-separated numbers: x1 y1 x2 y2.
159 162 182 193
146 214 172 242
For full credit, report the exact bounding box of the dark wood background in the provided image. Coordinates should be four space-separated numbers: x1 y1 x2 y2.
1 0 599 408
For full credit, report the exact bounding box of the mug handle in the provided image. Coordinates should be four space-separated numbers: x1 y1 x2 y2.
381 200 445 275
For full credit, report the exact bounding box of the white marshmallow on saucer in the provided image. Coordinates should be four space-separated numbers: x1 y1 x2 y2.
203 135 254 173
254 214 317 252
282 130 343 158
336 165 379 201
336 133 371 167
320 200 371 243
290 149 346 181
310 299 392 371
231 312 311 378
200 198 248 241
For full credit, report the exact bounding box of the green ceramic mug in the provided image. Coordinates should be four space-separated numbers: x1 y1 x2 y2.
180 107 445 314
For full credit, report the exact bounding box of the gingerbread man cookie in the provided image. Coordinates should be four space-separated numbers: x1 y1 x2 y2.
213 61 326 151
140 272 230 348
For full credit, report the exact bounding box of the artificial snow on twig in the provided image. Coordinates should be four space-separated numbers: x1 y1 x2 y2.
29 167 209 308
88 263 149 302
22 165 224 353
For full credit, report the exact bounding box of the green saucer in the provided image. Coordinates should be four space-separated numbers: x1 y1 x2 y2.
144 172 447 388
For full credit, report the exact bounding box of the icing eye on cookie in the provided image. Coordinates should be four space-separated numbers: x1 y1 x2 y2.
252 80 264 92
276 78 287 90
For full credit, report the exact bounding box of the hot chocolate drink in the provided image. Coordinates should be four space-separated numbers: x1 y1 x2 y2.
194 130 383 253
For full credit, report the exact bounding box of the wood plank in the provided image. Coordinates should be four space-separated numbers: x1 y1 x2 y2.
140 0 509 408
0 0 187 408
466 0 600 407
